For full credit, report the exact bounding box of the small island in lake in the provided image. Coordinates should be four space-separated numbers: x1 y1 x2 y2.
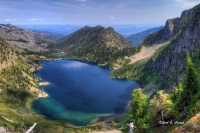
39 81 50 86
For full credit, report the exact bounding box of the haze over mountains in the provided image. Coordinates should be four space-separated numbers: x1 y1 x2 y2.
19 24 163 38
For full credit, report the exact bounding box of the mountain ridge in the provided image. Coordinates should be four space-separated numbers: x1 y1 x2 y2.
0 24 55 51
127 26 164 46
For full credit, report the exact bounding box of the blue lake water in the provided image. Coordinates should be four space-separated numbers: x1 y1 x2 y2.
32 60 140 126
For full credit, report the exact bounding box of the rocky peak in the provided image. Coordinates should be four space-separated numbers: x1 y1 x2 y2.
141 4 200 47
83 25 90 29
180 4 200 19
95 25 104 28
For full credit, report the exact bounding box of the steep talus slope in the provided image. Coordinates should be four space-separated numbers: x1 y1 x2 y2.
0 24 55 51
111 4 200 92
56 25 138 65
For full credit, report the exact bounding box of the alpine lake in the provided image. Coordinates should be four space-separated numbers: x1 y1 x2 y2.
32 59 140 126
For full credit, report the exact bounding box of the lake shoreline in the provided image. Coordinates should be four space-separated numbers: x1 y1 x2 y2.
33 59 139 126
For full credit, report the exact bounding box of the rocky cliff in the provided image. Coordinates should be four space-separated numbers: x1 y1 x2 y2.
145 4 200 90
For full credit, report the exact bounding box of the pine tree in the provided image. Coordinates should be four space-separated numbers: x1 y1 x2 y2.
175 53 199 111
126 88 151 133
174 82 184 112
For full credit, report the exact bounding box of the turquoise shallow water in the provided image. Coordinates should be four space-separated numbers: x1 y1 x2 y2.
32 60 140 126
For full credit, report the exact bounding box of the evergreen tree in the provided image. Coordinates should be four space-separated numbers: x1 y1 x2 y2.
174 82 184 112
125 88 151 133
175 53 199 112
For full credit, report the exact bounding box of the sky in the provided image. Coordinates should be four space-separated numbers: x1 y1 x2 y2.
0 0 200 25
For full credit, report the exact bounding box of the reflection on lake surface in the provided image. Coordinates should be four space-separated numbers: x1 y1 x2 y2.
32 60 140 126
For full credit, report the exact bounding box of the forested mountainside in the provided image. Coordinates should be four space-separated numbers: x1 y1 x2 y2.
0 38 47 132
0 24 55 51
127 26 164 46
111 4 200 92
57 25 133 50
56 25 139 65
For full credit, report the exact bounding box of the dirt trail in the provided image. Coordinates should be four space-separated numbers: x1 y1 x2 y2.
127 44 164 64
1 116 13 123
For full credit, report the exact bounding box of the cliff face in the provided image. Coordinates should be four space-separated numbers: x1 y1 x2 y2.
142 4 200 90
110 4 200 91
142 4 200 47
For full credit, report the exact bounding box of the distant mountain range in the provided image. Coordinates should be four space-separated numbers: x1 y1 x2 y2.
127 26 164 46
109 24 163 37
19 24 81 36
19 24 163 37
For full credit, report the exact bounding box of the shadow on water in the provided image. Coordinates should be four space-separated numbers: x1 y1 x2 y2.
118 83 141 100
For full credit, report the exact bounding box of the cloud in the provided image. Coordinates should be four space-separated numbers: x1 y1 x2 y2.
4 18 17 21
52 18 63 21
63 62 87 69
28 18 43 21
109 16 114 19
174 0 200 8
76 0 86 2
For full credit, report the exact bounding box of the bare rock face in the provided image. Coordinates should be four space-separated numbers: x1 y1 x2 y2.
141 4 200 47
